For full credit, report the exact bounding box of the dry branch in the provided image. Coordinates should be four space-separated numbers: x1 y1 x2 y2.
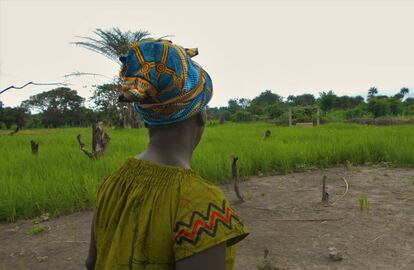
77 122 110 159
77 134 96 159
232 156 244 202
63 71 111 79
1 81 68 95
330 177 349 206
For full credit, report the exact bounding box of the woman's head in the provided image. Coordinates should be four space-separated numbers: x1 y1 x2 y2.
118 39 212 126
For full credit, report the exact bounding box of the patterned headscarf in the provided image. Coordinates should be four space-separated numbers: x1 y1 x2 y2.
118 40 213 125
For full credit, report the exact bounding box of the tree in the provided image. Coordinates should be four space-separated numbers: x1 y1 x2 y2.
368 87 378 98
227 99 241 113
250 90 282 106
351 96 365 107
263 104 285 118
389 98 403 115
238 98 251 109
249 90 283 115
287 95 295 104
72 28 152 63
368 97 391 117
400 87 409 96
395 87 410 99
293 94 316 106
219 109 231 122
404 97 414 105
90 83 127 125
334 96 353 109
206 107 220 120
1 106 29 129
22 87 85 127
72 28 152 128
319 91 337 111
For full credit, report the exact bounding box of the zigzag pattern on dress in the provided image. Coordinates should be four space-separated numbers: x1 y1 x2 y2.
174 200 243 245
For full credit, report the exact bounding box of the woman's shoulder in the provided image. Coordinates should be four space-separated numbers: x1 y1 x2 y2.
173 170 249 262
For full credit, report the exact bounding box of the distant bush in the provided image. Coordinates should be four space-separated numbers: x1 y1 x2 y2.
345 105 368 120
347 116 414 125
322 110 346 123
231 110 253 122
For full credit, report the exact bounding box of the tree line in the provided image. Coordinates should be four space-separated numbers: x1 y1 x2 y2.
0 86 411 129
206 87 411 124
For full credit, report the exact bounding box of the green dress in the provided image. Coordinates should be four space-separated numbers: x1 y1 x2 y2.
94 158 249 270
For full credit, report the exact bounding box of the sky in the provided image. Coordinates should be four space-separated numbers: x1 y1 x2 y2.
1 0 413 108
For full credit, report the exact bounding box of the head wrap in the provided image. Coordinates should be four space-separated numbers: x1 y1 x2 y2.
118 40 213 125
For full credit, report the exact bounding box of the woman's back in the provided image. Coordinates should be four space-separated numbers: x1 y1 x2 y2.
94 158 248 270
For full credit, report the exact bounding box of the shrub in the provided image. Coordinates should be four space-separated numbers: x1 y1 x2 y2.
231 110 253 122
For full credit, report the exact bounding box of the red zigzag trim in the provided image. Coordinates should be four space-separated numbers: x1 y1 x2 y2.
174 201 242 245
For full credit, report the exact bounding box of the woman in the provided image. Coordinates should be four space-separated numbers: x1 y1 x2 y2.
86 39 249 270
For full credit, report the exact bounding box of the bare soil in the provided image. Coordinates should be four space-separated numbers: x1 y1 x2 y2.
1 166 414 270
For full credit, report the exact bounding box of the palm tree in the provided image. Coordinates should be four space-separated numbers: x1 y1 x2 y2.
72 28 152 63
72 28 153 128
368 87 378 98
400 87 409 97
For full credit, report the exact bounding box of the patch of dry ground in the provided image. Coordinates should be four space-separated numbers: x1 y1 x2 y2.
1 166 414 270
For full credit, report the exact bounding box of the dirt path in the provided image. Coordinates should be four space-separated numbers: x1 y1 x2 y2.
1 166 414 270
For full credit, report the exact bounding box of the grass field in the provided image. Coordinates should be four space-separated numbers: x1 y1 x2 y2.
1 123 414 222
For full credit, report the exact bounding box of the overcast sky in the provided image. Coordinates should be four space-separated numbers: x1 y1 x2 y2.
1 0 413 108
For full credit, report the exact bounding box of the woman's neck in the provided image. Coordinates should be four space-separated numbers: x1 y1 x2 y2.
136 137 194 169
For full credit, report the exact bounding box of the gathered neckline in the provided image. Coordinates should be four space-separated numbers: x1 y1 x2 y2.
127 157 197 176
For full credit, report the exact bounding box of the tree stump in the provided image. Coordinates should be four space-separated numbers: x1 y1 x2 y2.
128 103 142 128
263 130 271 139
232 156 244 202
30 140 39 154
115 112 125 129
77 122 110 159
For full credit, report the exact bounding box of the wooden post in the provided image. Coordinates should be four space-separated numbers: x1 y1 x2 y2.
322 175 329 203
317 107 320 126
288 107 292 127
232 156 244 202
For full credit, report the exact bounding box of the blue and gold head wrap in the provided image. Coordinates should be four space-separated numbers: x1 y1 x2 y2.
118 40 213 125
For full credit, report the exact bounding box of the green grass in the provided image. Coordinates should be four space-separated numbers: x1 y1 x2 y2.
1 123 414 222
28 224 47 235
358 194 369 211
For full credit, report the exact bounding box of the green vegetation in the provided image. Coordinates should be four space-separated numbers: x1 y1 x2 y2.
1 123 414 222
358 194 370 211
2 86 413 130
28 224 47 236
